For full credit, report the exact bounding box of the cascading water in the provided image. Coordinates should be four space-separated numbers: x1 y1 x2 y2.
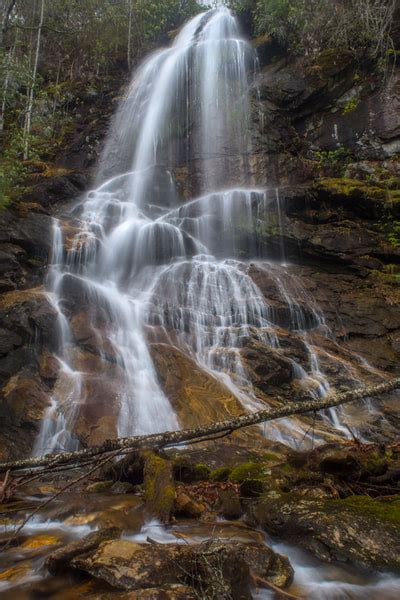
34 6 384 455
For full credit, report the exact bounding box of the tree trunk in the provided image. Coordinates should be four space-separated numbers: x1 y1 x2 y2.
127 0 132 70
0 377 399 474
0 35 16 131
23 0 44 160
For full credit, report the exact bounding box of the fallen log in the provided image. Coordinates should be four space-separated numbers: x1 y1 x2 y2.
0 378 399 474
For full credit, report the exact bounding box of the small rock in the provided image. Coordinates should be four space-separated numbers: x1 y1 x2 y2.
111 482 136 494
174 492 206 518
218 489 243 519
86 480 114 493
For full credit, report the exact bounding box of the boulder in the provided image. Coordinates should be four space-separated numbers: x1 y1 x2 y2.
71 539 293 598
252 493 400 571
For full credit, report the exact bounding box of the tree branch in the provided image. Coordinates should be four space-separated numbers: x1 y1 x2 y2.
12 23 76 34
0 377 399 474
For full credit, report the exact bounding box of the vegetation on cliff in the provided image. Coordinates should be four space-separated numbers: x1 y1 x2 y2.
229 0 397 58
0 0 201 205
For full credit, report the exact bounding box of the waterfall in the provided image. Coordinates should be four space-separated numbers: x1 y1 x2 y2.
34 7 378 455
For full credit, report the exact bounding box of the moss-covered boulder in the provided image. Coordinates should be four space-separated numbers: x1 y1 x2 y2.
229 462 275 498
252 492 400 571
143 451 175 524
172 457 210 483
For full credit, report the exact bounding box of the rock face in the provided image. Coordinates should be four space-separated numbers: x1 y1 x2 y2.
0 26 399 460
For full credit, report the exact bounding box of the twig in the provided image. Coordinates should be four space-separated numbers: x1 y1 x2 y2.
251 573 301 600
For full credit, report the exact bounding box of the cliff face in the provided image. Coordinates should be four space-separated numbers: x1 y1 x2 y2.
0 42 399 460
248 44 400 361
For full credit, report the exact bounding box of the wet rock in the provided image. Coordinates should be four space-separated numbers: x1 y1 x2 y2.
252 493 400 571
110 481 136 494
217 489 243 519
0 210 52 258
0 371 50 460
87 481 114 493
72 539 293 598
240 339 294 391
0 288 59 365
143 451 175 524
46 527 121 575
0 328 23 356
64 350 124 447
39 350 60 381
174 492 206 518
151 343 266 448
22 171 87 209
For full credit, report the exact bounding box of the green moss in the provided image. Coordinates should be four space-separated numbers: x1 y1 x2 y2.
317 178 388 201
342 97 358 114
173 458 210 483
193 464 210 480
263 451 282 462
209 466 232 482
332 495 400 526
388 189 400 203
358 451 388 477
229 462 270 483
143 451 174 523
280 463 296 474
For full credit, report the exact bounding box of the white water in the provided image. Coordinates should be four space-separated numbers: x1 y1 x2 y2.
34 6 384 455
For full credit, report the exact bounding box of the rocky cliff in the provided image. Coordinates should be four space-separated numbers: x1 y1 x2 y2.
0 38 399 461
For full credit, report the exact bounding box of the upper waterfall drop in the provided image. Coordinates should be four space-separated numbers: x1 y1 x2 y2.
97 6 255 202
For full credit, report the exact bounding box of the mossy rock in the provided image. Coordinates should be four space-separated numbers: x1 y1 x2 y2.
229 462 270 483
316 177 388 201
86 480 114 493
173 458 210 483
210 466 232 482
333 495 400 526
143 451 175 524
229 462 273 498
313 48 354 77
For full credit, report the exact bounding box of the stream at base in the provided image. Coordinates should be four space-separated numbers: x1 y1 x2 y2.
0 490 399 599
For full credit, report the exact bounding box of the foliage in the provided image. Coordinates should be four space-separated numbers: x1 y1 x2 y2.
0 0 202 208
0 125 39 206
342 97 359 114
229 0 396 59
387 221 400 248
315 147 352 171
